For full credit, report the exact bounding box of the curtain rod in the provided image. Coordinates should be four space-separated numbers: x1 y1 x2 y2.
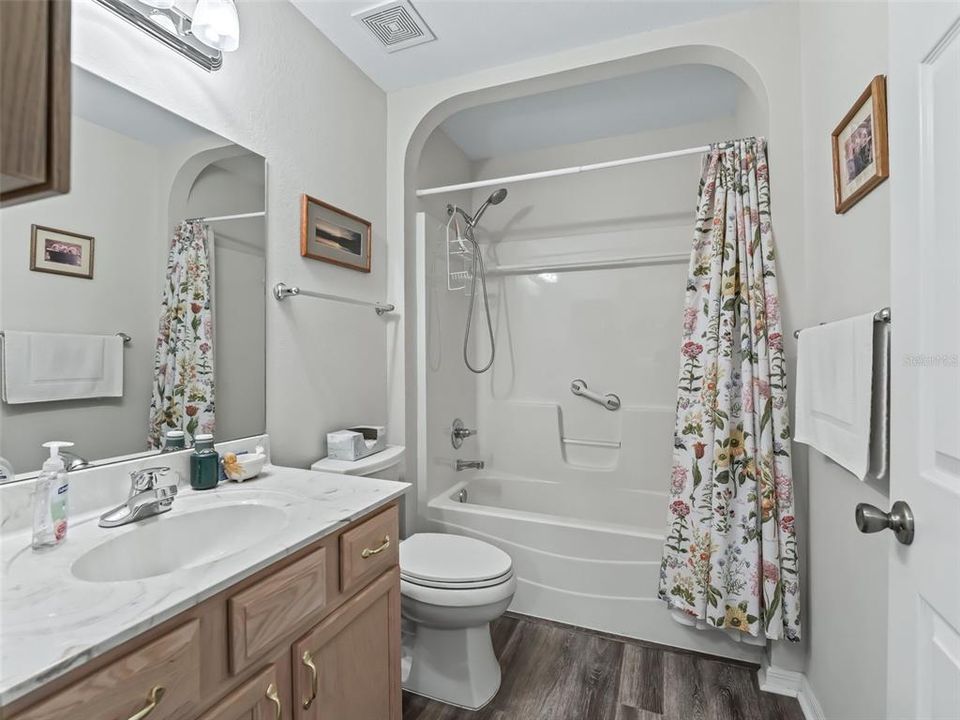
415 144 712 197
186 210 266 223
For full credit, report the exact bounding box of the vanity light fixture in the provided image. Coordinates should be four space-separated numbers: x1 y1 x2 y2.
192 0 240 52
93 0 242 72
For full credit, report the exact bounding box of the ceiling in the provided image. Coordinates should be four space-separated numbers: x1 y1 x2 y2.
290 0 756 92
440 63 742 160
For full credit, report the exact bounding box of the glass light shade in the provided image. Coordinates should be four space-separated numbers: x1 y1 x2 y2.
191 0 240 52
140 0 175 8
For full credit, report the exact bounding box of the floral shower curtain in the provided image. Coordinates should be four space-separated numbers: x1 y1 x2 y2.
658 138 800 642
148 220 215 448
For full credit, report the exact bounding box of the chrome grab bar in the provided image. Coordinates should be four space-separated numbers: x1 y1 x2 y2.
570 379 621 411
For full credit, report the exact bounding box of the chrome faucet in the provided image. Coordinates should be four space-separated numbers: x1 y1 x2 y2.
60 450 92 472
456 459 484 471
99 467 180 528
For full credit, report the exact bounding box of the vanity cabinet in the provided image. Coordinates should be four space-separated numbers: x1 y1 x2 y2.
5 503 401 720
0 0 71 206
292 569 401 719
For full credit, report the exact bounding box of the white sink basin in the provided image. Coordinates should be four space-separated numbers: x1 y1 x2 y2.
71 503 288 583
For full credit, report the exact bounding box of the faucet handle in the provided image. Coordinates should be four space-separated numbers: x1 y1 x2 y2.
130 466 172 493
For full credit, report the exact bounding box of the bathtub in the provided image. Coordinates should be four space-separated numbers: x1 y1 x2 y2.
425 473 763 663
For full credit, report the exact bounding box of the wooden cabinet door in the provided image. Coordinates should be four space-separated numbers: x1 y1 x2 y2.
198 665 286 720
0 0 70 206
292 568 401 720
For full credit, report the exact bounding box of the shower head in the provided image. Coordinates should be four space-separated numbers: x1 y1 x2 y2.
467 188 508 227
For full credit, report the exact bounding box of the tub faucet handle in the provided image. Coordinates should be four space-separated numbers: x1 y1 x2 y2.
451 418 477 449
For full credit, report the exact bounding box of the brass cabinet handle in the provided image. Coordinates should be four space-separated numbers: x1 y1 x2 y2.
361 535 390 559
266 682 282 720
301 650 319 709
128 686 165 720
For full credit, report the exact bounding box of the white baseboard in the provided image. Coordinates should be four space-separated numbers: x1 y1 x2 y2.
757 661 825 720
798 674 827 720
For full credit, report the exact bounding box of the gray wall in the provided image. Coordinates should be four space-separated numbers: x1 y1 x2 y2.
799 3 891 718
0 118 165 472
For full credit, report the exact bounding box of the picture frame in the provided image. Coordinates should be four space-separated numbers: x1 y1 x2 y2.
300 194 372 273
30 225 95 279
832 75 889 214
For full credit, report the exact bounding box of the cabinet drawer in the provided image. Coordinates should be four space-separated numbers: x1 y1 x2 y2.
339 505 399 594
13 620 201 720
228 546 327 674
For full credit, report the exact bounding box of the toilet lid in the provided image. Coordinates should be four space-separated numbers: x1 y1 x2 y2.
400 533 513 585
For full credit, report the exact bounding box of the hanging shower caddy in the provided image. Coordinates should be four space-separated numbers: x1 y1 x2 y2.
445 208 473 293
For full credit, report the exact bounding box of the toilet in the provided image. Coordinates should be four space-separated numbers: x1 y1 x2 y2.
400 533 516 710
312 446 515 710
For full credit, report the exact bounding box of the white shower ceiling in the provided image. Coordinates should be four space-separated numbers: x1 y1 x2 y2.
290 0 757 91
439 64 743 160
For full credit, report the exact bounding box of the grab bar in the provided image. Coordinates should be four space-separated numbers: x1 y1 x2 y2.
570 379 621 411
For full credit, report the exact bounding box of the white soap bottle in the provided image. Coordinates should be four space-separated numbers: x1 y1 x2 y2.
32 441 73 551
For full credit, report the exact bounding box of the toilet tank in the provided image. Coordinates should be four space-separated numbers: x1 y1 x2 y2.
310 445 405 482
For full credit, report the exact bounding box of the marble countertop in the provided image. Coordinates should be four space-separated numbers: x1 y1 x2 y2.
0 465 408 706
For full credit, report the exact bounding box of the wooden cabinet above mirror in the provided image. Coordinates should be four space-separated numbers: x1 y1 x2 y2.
0 0 71 207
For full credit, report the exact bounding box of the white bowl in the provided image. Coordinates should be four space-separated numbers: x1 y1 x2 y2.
225 453 266 482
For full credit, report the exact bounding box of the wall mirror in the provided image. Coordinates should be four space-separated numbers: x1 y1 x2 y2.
0 67 266 478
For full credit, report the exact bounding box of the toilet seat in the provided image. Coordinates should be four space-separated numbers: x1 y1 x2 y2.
400 533 513 586
400 533 516 606
400 572 517 608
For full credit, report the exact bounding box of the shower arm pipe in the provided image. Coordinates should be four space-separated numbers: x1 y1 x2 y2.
415 144 712 197
273 282 395 316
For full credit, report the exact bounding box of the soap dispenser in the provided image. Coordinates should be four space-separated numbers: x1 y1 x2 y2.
32 441 73 550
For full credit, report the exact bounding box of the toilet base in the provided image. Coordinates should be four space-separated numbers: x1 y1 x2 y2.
403 623 501 710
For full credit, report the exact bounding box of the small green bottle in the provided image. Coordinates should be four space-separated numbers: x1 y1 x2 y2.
190 434 220 490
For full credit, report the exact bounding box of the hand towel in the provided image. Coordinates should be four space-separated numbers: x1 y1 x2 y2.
794 313 875 479
1 331 124 404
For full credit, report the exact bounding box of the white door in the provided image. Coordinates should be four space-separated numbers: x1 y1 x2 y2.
888 2 960 719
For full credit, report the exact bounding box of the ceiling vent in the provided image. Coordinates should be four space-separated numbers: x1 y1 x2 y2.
352 0 436 53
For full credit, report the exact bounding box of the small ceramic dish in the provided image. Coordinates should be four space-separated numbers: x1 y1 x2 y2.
223 452 266 482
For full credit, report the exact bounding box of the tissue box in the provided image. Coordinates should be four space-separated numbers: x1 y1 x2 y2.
326 426 387 461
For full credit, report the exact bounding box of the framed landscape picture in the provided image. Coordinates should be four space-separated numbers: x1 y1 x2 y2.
30 225 95 279
832 75 889 214
300 194 372 272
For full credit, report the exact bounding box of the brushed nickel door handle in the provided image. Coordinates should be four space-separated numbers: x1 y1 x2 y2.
856 500 915 545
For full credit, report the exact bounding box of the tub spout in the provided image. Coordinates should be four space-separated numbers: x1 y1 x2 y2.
456 459 484 471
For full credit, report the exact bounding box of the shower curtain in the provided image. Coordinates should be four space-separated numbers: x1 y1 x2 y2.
658 138 800 642
148 220 215 448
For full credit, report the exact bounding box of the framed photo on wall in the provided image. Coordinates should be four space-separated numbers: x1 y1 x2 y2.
832 75 889 214
30 225 95 279
300 194 372 273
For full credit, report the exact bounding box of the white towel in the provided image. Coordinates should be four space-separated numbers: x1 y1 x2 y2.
794 313 875 479
1 331 124 404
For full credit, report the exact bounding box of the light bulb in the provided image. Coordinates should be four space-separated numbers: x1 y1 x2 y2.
192 0 240 52
140 0 175 8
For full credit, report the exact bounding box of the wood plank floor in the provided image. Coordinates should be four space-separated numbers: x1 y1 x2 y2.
402 614 805 720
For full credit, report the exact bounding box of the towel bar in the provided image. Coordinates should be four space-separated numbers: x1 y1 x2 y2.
0 331 131 344
793 307 890 339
